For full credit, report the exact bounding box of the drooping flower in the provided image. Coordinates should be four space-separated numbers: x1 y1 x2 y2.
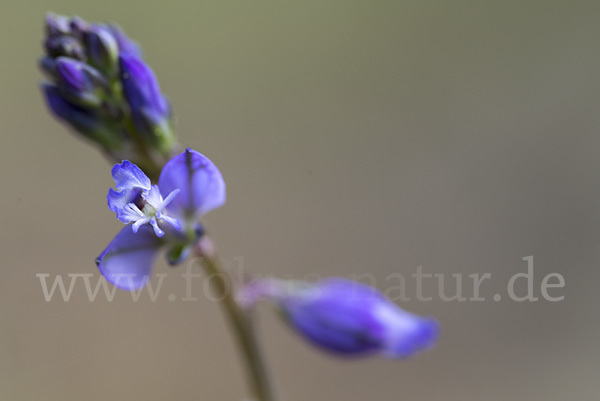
241 278 439 358
97 148 226 290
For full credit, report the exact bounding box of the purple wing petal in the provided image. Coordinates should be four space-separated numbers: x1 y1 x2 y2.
111 160 151 191
107 187 142 223
96 225 163 290
158 148 226 218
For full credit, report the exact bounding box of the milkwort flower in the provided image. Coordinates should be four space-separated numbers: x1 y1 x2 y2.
97 148 225 290
240 278 439 358
108 161 181 237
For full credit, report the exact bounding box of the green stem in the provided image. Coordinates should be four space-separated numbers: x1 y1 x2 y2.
124 118 162 181
196 241 276 401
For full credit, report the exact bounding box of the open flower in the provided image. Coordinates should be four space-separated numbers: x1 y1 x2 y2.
241 278 439 358
107 160 181 237
97 148 225 290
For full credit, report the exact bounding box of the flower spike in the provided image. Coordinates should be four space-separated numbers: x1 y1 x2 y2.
40 12 177 169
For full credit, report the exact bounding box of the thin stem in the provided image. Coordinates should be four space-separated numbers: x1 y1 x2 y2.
195 239 276 401
124 118 162 181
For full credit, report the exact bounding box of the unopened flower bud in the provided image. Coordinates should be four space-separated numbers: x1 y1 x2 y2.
69 16 89 38
55 57 106 107
119 53 175 153
108 24 142 58
39 56 57 77
243 278 439 358
42 84 119 151
45 36 86 60
45 12 70 36
40 13 179 166
85 25 119 76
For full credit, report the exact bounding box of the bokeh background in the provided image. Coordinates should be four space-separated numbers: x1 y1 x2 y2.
1 1 599 400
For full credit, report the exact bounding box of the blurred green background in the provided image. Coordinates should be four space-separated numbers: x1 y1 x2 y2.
1 0 599 400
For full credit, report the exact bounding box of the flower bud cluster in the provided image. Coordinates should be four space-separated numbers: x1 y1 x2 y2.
41 12 176 177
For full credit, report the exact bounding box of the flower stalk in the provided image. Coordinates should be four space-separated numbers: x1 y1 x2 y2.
195 237 276 401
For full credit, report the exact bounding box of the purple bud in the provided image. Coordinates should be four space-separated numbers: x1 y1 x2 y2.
108 24 142 58
42 84 117 150
56 57 92 90
248 278 439 358
39 56 57 77
69 16 89 38
45 12 70 36
119 54 169 119
55 57 105 107
45 36 86 61
119 53 174 149
85 25 119 75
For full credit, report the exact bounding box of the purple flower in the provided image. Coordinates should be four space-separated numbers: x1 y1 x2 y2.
242 278 439 358
107 160 181 237
98 148 225 290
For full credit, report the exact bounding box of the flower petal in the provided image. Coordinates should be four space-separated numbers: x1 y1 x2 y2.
143 185 163 208
107 187 142 223
111 160 151 191
159 214 181 230
96 225 163 290
158 148 226 218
